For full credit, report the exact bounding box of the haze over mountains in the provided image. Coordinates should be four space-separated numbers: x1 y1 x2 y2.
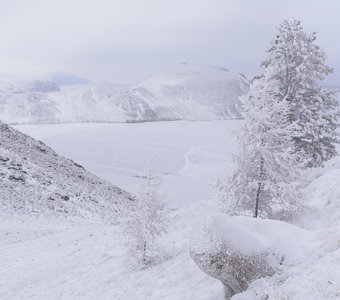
0 71 89 93
0 64 248 124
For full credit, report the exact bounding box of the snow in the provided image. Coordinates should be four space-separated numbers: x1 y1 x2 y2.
230 155 340 299
302 161 340 228
135 63 248 120
14 120 241 208
2 120 340 299
0 201 224 300
0 120 134 222
0 121 233 299
212 214 313 261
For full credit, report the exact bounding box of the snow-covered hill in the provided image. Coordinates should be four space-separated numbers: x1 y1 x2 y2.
0 64 248 124
134 64 248 120
0 121 132 222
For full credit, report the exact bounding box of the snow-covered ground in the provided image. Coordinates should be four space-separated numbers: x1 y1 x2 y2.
15 120 241 209
2 120 236 300
0 120 235 299
0 213 223 300
2 120 340 300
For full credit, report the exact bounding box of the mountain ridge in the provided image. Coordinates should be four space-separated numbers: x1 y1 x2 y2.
0 64 248 124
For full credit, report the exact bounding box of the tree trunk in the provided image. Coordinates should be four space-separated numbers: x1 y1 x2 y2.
254 157 264 218
142 241 147 265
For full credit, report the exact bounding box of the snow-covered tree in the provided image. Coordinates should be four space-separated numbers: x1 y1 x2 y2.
263 20 339 168
219 20 339 219
128 163 167 269
220 68 301 220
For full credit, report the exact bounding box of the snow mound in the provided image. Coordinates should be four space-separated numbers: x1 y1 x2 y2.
302 158 340 228
231 158 340 299
0 120 132 222
212 214 313 262
191 214 313 299
0 64 248 124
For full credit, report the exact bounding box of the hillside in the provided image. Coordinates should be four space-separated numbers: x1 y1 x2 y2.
0 120 132 222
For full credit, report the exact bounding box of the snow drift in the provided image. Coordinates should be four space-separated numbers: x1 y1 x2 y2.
190 214 313 299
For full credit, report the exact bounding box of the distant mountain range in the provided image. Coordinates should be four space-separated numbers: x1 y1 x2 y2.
0 71 89 93
0 65 249 124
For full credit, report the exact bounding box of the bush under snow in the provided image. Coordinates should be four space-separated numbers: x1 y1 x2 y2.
190 214 314 299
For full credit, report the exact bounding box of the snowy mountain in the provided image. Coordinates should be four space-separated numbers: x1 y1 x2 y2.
135 63 248 120
0 64 248 124
47 83 158 123
0 120 132 222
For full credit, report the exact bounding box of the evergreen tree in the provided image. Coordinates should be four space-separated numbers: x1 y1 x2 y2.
263 20 339 168
128 163 166 269
220 68 301 220
220 20 339 219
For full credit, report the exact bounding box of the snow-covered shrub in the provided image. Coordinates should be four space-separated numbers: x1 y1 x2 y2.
126 164 167 270
190 214 312 299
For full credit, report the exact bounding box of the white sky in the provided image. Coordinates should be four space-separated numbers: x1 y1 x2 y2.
0 0 339 84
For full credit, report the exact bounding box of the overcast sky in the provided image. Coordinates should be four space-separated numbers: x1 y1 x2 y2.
0 0 339 84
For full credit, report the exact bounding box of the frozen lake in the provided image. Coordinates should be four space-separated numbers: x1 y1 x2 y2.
15 120 241 208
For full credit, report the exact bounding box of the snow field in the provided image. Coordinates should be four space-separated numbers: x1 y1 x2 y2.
1 121 236 299
0 204 224 300
3 120 340 300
